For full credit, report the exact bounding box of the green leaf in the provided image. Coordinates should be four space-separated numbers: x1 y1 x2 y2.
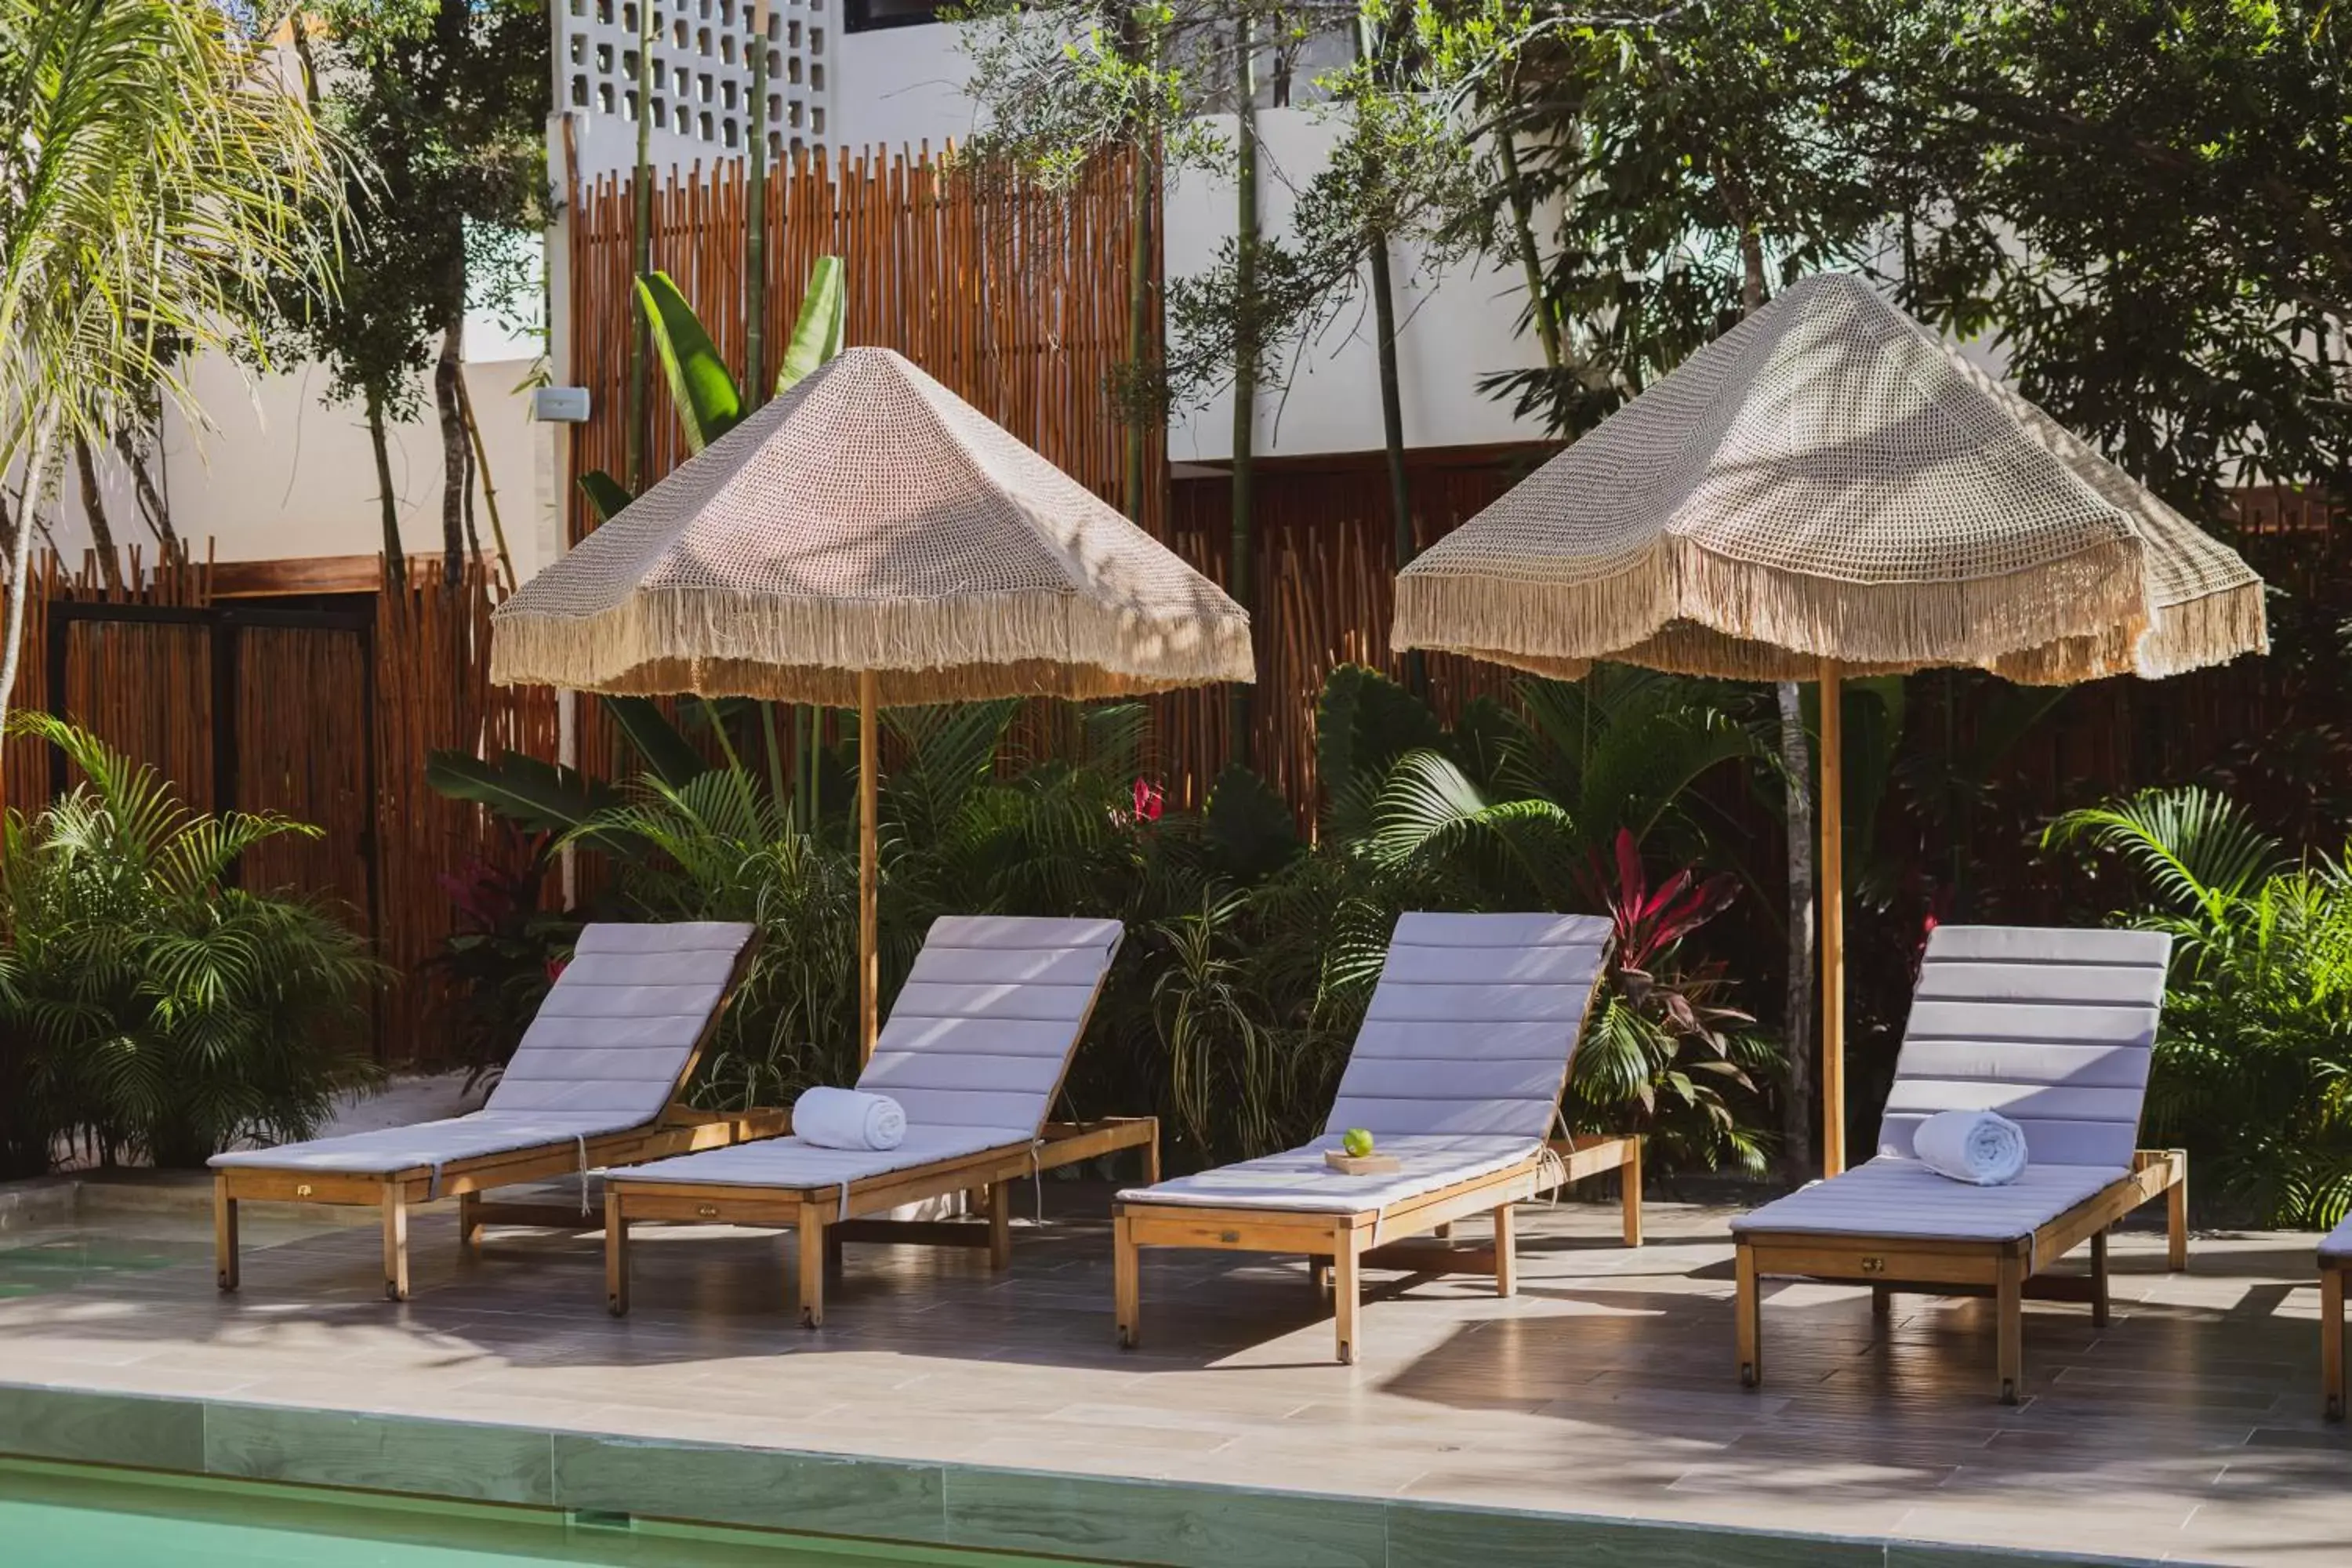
1316 663 1444 813
577 470 635 524
637 271 744 452
598 697 711 788
426 750 622 836
775 256 845 394
1203 762 1301 883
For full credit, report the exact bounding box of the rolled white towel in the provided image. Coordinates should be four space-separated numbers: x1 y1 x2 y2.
1913 1109 2028 1187
793 1087 906 1152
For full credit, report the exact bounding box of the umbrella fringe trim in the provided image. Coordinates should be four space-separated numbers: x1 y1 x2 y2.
489 587 1258 702
1396 537 2164 681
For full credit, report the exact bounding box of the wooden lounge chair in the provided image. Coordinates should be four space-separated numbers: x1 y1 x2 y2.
212 921 778 1301
602 915 1155 1327
2321 1220 2350 1419
1732 925 2189 1403
1112 912 1634 1364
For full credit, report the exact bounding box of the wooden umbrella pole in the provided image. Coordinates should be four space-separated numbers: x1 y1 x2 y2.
1818 659 1846 1178
858 669 880 1065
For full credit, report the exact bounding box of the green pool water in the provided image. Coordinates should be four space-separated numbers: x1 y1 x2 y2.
0 1458 1091 1568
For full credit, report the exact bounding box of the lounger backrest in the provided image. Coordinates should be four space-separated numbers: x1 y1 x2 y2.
855 916 1123 1138
483 922 755 1123
1323 912 1613 1140
1878 924 2172 1171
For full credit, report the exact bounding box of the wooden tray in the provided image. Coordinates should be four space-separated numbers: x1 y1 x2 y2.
1325 1150 1401 1175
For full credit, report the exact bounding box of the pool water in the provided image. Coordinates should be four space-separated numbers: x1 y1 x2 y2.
0 1458 1089 1568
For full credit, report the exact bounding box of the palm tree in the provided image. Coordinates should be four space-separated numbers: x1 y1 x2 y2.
0 0 345 731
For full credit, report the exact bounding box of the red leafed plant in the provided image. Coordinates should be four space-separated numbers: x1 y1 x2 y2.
1571 829 1772 1172
1131 775 1166 823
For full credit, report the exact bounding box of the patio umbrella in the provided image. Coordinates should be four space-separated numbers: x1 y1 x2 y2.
492 346 1253 1058
1392 271 2265 1174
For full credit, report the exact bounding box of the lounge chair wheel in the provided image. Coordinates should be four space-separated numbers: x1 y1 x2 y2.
1998 1377 2018 1406
608 1294 626 1318
1739 1361 1758 1388
216 1270 237 1293
2326 1394 2343 1424
1116 1323 1137 1350
383 1279 406 1303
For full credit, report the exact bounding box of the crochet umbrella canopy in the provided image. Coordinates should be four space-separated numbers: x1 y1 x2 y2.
494 346 1253 1055
1393 272 2266 1174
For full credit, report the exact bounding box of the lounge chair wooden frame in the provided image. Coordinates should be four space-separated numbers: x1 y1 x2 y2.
1735 1148 2188 1404
2323 1247 2347 1421
1114 1132 1642 1364
214 936 775 1303
604 1114 1159 1325
604 931 1148 1327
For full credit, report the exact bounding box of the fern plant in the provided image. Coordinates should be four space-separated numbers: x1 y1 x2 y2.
0 715 381 1172
2046 787 2352 1225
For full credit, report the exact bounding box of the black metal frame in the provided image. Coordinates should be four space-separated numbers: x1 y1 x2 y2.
42 600 381 991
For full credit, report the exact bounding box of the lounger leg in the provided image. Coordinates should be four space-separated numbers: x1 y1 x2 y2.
987 1178 1013 1271
1434 1222 1453 1241
1141 1131 1161 1187
1493 1202 1516 1298
2167 1153 2190 1272
1112 1214 1140 1349
1620 1138 1643 1247
2323 1265 2345 1422
459 1191 484 1258
1310 1259 1330 1296
797 1200 826 1329
382 1185 411 1303
604 1188 630 1317
1332 1226 1361 1365
1871 1285 1893 1319
1996 1253 2025 1404
2090 1229 2111 1328
213 1176 239 1293
1736 1242 1761 1388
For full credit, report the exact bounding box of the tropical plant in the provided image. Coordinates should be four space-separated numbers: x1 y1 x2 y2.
0 0 345 720
430 833 574 1094
0 715 381 1174
579 258 846 522
2046 786 2352 1225
1568 829 1773 1172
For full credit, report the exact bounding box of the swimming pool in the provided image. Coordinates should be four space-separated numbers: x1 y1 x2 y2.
0 1457 1094 1568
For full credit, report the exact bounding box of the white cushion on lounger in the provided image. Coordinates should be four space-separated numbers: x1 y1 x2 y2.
1117 1134 1539 1215
1874 924 2171 1171
2321 1215 2352 1263
601 916 1123 1196
612 1124 1033 1190
212 921 757 1178
856 915 1123 1137
483 921 755 1121
209 1111 646 1174
1322 912 1611 1141
1731 1156 2125 1269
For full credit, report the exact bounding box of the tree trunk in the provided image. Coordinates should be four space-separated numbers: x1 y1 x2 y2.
365 386 405 590
625 0 657 493
1123 142 1153 521
434 291 468 594
746 0 770 412
73 436 122 593
1355 14 1420 696
114 425 179 563
1738 225 1816 1178
1497 128 1562 372
0 422 59 732
1228 12 1259 768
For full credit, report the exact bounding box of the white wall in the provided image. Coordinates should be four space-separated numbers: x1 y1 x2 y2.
1163 110 1550 463
45 354 555 585
830 24 974 151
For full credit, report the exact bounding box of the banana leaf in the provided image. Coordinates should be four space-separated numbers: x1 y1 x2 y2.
577 469 634 524
775 255 844 394
637 270 743 452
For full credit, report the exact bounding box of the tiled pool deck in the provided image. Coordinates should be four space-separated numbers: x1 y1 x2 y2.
0 1172 2344 1566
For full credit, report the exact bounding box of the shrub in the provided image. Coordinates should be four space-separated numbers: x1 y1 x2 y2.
0 715 381 1173
2047 786 2352 1226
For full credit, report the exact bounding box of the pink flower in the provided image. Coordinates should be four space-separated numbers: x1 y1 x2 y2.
1131 776 1164 823
546 956 570 985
